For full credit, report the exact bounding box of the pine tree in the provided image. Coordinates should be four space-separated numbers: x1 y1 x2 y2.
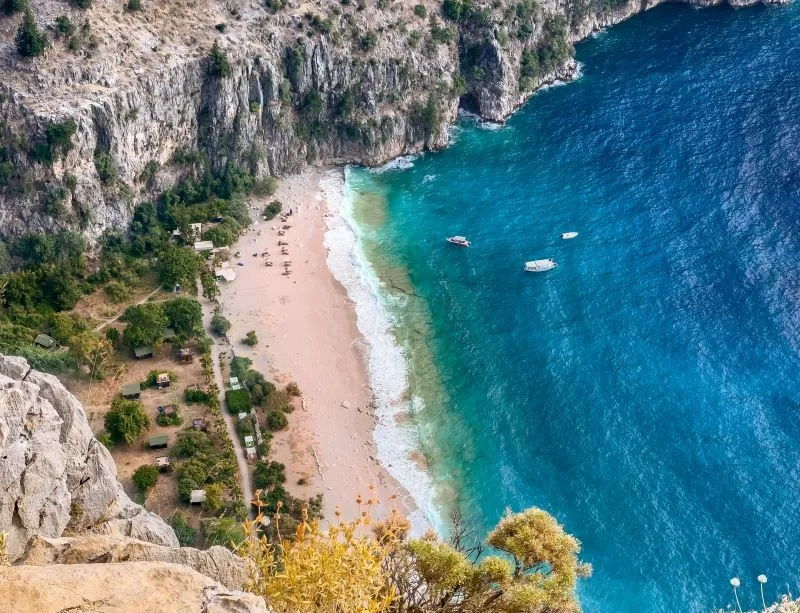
15 8 47 58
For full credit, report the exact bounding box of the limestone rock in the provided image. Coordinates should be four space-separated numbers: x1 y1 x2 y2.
20 534 251 591
0 355 178 560
0 561 270 613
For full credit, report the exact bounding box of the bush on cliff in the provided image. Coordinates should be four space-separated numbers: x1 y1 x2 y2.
105 397 150 444
208 40 231 78
1 0 26 16
15 9 47 58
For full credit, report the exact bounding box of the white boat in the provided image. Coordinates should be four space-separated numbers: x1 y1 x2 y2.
561 231 579 240
525 259 557 272
447 236 471 247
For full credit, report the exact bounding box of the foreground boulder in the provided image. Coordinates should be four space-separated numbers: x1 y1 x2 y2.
19 533 250 590
0 561 268 613
0 355 178 559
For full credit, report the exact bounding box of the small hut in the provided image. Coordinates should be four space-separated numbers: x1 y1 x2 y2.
189 489 206 505
191 418 207 431
245 447 256 460
178 349 194 363
162 328 176 341
121 383 141 399
244 435 254 448
156 373 171 388
155 456 172 472
34 334 56 349
148 435 169 450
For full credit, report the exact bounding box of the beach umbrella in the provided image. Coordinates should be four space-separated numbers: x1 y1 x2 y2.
730 577 743 613
757 575 767 612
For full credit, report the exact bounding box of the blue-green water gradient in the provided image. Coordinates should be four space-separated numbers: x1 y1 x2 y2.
348 4 800 611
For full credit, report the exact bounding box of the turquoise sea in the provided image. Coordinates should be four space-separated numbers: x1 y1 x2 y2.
339 4 800 611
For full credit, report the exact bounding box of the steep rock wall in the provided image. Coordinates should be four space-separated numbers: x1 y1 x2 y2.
0 0 787 243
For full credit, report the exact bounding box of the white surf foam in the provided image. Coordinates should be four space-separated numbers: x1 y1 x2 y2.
321 168 443 535
367 155 417 174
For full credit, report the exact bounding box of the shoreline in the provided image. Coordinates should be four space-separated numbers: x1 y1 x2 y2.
216 167 419 525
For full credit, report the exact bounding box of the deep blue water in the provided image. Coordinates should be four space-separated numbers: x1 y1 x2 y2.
348 4 800 611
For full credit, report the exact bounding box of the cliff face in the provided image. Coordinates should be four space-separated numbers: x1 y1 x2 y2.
0 355 178 559
0 0 786 243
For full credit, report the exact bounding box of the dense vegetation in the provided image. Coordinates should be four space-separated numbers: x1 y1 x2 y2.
241 501 591 613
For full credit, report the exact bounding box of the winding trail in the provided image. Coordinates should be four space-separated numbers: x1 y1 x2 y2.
92 287 164 332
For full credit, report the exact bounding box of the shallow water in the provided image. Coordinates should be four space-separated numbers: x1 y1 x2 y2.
344 4 800 610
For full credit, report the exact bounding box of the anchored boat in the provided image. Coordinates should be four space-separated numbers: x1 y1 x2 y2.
525 259 558 272
561 232 578 240
447 236 471 247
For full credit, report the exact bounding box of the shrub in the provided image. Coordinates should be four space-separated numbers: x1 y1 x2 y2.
175 429 212 458
16 8 46 58
185 387 211 404
285 381 301 397
252 177 278 197
170 511 196 546
176 455 210 502
236 417 254 438
211 313 231 336
266 409 288 431
262 200 282 220
105 327 120 344
243 330 257 346
97 431 113 448
127 0 142 10
264 389 293 414
132 464 159 491
253 460 286 490
202 482 223 514
208 40 231 78
413 4 426 17
104 280 133 303
105 397 149 444
94 152 117 184
71 0 91 7
156 406 181 426
1 0 26 16
225 388 252 414
201 516 244 550
359 31 377 52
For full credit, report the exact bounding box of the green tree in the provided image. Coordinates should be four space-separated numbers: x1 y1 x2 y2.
15 8 47 58
243 330 257 346
175 429 212 458
121 303 167 348
158 244 198 290
210 313 230 336
253 460 286 490
163 297 203 339
266 409 288 431
208 40 231 77
132 464 159 491
202 516 244 549
104 397 150 444
202 482 223 514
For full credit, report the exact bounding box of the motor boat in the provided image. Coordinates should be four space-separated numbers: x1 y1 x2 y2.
525 259 557 272
446 236 471 247
561 232 578 240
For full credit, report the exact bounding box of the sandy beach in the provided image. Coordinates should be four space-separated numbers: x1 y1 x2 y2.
216 167 416 524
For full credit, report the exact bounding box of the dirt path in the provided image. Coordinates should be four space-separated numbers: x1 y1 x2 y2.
92 287 164 332
199 290 254 519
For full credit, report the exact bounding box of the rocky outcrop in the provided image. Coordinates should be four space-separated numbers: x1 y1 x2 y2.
20 533 250 590
0 0 788 243
0 561 269 613
0 355 178 560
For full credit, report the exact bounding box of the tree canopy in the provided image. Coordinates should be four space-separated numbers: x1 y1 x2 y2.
158 244 198 290
163 297 202 339
121 303 168 348
104 397 149 444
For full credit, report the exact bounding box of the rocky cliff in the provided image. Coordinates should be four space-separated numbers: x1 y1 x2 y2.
0 0 787 243
0 354 178 558
0 354 268 612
